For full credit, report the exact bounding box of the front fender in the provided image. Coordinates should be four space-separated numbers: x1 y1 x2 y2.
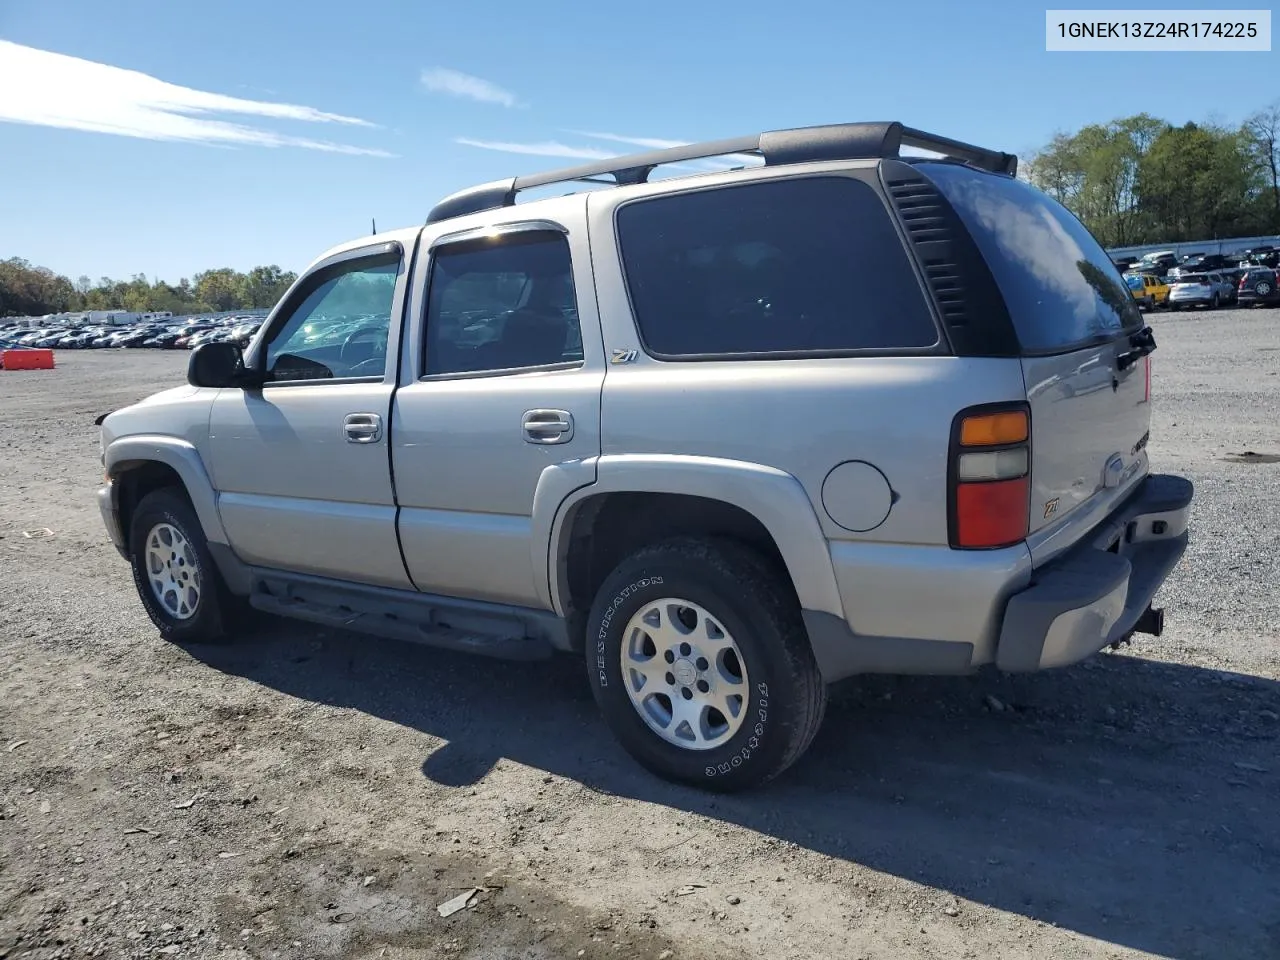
540 454 845 620
105 435 228 546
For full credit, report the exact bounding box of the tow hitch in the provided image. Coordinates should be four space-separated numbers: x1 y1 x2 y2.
1134 605 1165 637
1110 606 1164 650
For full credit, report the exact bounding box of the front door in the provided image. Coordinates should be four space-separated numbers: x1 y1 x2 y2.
391 214 604 608
206 241 415 589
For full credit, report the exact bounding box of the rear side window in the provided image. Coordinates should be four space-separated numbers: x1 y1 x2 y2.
424 232 584 376
920 162 1143 353
615 177 938 358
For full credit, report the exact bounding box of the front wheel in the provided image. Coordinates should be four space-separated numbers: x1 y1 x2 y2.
128 488 245 644
585 538 826 792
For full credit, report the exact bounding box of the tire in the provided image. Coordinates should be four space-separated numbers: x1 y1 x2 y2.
1256 280 1274 297
585 537 826 792
1209 294 1219 309
128 487 244 644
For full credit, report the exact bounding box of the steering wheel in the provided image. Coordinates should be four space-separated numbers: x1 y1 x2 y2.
339 325 386 367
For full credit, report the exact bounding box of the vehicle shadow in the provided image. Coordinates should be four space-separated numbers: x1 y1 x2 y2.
189 624 1280 960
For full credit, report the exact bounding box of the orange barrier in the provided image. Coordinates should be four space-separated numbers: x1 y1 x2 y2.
1 349 56 370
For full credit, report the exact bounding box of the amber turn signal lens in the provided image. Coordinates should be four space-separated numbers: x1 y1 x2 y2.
959 411 1028 447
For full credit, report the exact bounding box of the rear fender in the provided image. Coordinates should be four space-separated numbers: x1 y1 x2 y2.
541 454 846 620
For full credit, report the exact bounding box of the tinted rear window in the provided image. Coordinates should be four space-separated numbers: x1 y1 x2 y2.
615 177 939 358
921 162 1143 352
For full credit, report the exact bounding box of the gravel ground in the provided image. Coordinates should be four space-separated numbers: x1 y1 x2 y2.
2 309 1278 960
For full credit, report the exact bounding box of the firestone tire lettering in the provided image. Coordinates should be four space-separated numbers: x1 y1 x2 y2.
703 682 770 778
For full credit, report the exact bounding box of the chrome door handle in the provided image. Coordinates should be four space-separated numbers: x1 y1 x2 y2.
344 412 383 444
522 409 574 445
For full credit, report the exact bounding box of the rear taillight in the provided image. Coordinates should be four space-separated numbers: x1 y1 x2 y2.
949 405 1031 549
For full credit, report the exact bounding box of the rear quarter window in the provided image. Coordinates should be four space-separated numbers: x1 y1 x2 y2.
615 176 939 358
919 162 1143 354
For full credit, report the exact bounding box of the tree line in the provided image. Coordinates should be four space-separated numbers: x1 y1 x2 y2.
0 259 298 319
1024 102 1280 248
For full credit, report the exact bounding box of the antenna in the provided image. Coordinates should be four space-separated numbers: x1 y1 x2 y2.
371 217 377 236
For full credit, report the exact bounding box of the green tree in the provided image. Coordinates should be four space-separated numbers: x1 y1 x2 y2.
1136 122 1261 241
193 268 248 312
241 265 297 309
1026 115 1165 246
1245 102 1280 234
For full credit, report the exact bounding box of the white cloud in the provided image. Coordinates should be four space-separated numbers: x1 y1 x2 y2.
421 68 518 108
455 138 618 160
0 40 391 156
566 130 689 150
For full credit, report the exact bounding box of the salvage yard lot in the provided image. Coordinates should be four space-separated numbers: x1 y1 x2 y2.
2 308 1278 960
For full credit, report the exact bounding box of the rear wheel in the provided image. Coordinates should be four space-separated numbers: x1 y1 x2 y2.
128 488 245 644
585 537 826 792
1209 294 1220 309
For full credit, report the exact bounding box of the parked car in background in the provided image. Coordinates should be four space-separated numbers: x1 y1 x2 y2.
1238 247 1280 269
1167 272 1231 310
142 329 185 349
173 325 215 349
1237 267 1280 307
1169 253 1228 279
1125 273 1169 310
1134 250 1178 277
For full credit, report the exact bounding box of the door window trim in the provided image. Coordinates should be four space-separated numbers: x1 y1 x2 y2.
246 240 404 388
417 223 586 382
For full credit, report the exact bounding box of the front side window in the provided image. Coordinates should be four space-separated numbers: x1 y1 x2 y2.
264 255 399 382
921 161 1142 353
423 231 583 376
615 177 939 358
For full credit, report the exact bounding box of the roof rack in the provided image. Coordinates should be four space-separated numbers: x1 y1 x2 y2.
426 121 1017 224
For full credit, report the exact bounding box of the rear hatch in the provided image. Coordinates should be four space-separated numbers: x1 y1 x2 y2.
916 162 1153 550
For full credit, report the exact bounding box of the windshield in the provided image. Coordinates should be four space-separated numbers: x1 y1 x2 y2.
920 161 1143 352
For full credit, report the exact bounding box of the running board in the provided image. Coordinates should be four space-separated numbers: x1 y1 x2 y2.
248 571 560 661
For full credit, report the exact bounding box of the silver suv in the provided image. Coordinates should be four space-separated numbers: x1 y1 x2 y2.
96 121 1193 791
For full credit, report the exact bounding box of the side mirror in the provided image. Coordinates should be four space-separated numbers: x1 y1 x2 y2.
188 341 252 388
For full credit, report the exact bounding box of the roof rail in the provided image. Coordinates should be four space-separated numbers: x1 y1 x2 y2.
426 121 1017 224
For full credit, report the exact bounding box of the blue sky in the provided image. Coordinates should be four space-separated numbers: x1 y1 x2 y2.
1 0 1276 283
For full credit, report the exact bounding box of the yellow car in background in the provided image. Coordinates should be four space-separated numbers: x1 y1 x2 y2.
1125 273 1169 310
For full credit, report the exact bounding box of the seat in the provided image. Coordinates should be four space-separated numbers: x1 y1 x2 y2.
493 309 568 368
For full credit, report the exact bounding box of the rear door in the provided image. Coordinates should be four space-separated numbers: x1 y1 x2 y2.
920 162 1152 557
391 209 604 608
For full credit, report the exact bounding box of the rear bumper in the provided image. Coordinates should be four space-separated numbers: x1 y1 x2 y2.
995 474 1192 672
